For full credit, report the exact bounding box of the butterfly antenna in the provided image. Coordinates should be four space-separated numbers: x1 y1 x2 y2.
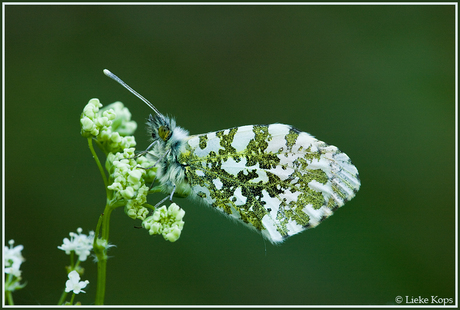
103 69 164 119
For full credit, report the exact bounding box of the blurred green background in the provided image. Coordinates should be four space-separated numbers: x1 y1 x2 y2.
4 4 455 306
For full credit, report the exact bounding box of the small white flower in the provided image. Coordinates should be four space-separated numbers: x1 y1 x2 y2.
58 228 95 261
4 240 25 278
102 101 137 136
65 271 89 294
80 98 103 137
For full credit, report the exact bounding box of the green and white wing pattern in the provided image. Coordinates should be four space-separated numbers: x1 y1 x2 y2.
179 124 360 244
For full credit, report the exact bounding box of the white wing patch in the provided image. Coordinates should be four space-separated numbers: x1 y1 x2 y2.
178 124 360 244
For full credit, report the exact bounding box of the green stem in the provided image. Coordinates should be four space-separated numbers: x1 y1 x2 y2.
5 290 14 305
87 138 109 193
57 290 67 305
94 204 115 305
143 203 157 212
69 293 75 305
89 136 117 305
69 251 75 269
95 254 107 305
93 213 105 305
5 273 15 305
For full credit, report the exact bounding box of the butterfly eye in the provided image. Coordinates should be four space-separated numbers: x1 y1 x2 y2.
158 125 171 141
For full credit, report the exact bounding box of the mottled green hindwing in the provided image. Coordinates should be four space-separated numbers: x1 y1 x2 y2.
178 124 360 243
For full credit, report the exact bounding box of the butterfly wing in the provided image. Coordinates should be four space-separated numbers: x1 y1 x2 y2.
178 124 360 243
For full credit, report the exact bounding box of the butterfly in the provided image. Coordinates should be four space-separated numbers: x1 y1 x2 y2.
103 69 361 244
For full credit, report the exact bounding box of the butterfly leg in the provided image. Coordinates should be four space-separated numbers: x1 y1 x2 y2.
168 184 176 202
152 195 169 209
139 149 172 190
128 140 158 160
152 183 176 209
139 149 171 171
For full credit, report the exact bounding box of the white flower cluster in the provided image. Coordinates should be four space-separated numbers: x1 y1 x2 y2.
80 99 137 154
106 148 157 220
4 240 26 292
142 203 185 242
4 240 25 278
58 228 95 262
105 150 185 241
80 97 186 242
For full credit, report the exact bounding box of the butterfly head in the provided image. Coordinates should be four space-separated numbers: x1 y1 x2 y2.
147 114 174 142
